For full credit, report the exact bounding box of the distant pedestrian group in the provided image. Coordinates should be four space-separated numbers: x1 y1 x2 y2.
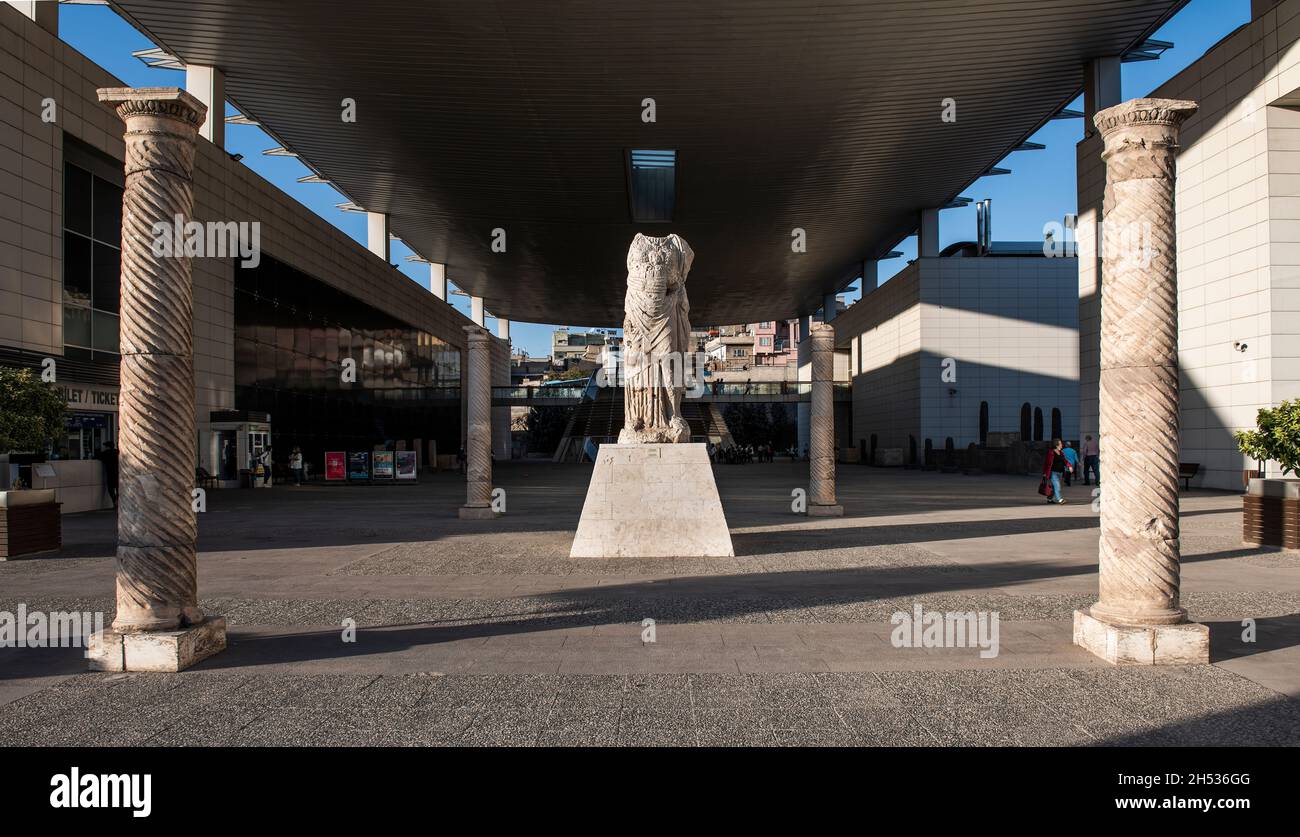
1039 436 1099 506
1041 439 1070 505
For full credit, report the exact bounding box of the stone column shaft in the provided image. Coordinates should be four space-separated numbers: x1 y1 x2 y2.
808 322 843 516
98 88 207 633
460 326 497 518
1075 97 1207 665
1094 99 1197 625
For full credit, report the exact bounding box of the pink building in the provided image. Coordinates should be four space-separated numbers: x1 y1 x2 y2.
752 320 797 366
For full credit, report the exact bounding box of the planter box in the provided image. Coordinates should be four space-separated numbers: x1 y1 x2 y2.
1243 479 1299 550
0 490 62 559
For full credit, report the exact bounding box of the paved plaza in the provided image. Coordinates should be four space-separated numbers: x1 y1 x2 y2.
3 464 1298 746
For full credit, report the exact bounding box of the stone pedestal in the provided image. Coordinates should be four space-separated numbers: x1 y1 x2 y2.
88 616 227 672
1073 609 1208 665
570 443 733 557
1075 97 1206 665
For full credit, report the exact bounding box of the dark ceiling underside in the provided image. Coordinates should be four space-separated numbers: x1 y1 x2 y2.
111 0 1183 326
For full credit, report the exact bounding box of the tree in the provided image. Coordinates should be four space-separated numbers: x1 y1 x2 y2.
1235 399 1300 477
0 367 66 453
722 402 795 449
525 405 571 454
549 366 590 381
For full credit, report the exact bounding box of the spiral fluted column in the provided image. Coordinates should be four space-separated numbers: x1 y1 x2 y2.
98 88 207 633
808 322 842 516
460 325 498 518
1074 97 1208 665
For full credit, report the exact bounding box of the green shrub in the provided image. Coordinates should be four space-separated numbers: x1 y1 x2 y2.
0 367 66 454
1234 399 1300 477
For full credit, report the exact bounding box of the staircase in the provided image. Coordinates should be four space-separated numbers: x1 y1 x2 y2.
700 402 735 447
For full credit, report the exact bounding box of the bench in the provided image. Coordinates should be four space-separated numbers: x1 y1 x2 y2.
195 467 219 489
1179 462 1200 491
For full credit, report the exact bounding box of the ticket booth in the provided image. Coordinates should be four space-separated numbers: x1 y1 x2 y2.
204 410 273 489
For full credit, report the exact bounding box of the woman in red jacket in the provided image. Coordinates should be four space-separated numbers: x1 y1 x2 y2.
1042 439 1068 504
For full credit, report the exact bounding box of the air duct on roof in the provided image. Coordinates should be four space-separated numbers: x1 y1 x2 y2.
974 199 991 255
982 199 992 254
627 149 677 223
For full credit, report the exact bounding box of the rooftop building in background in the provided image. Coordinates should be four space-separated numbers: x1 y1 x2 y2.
835 250 1079 463
551 327 619 369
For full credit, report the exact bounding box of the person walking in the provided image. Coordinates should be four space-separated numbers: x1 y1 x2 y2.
1041 439 1067 504
1061 441 1078 487
1081 434 1100 486
457 444 467 475
289 447 304 486
95 441 118 507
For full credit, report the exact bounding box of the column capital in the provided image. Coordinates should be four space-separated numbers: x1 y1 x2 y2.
97 87 207 128
463 324 492 342
1094 99 1197 180
1093 98 1198 136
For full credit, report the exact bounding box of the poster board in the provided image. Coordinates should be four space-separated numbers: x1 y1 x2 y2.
372 451 395 480
325 451 346 481
347 451 371 481
395 450 418 481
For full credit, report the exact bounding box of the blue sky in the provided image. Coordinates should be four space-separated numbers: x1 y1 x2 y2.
59 0 1250 358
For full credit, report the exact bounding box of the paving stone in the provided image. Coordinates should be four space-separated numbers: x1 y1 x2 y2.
3 469 1298 746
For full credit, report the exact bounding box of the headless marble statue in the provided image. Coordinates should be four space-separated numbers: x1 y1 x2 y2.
619 233 694 444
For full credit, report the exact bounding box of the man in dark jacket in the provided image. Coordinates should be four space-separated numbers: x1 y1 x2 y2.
95 441 119 507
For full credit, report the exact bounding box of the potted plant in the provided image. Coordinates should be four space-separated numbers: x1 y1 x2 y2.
1235 399 1300 549
0 368 65 559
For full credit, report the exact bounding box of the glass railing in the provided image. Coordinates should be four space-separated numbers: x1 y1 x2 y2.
493 385 587 399
700 381 810 396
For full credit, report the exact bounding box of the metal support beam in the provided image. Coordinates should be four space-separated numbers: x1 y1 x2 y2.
919 207 940 258
1083 56 1122 138
185 64 225 148
430 262 447 300
5 1 56 35
822 293 838 323
861 259 878 292
366 211 389 262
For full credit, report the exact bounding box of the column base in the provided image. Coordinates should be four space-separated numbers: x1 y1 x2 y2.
88 616 226 672
1073 608 1208 665
458 505 501 520
807 503 844 517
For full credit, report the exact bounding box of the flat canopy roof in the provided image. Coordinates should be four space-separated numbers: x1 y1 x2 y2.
111 0 1183 326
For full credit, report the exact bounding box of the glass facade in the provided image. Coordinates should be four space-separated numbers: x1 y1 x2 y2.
62 159 122 360
58 139 124 459
234 255 462 464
